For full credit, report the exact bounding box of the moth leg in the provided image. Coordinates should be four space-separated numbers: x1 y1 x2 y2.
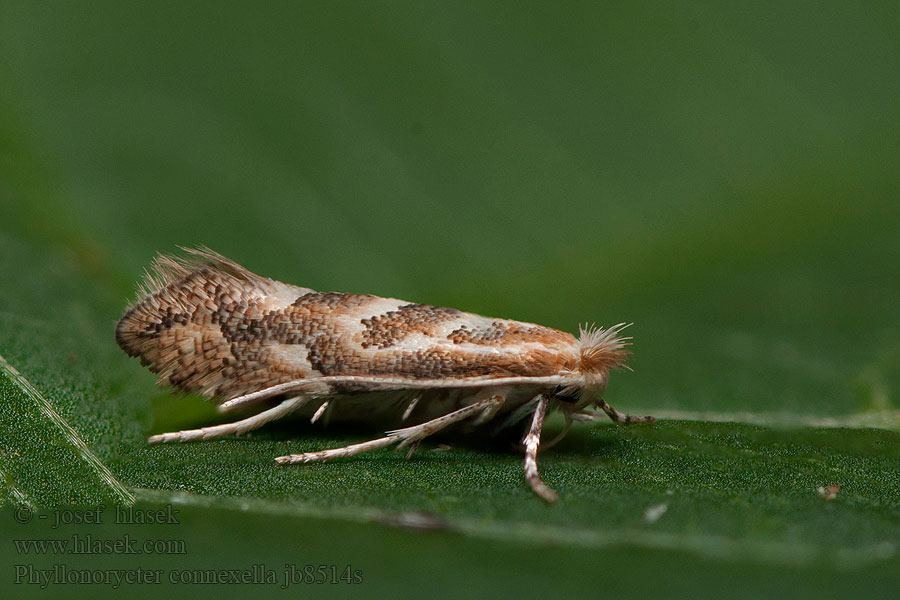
596 398 655 425
492 395 541 434
276 435 399 464
274 396 503 464
401 395 421 421
569 411 602 422
390 395 504 449
149 396 311 444
402 393 503 458
523 394 558 504
310 399 331 424
473 394 505 425
541 410 574 451
405 440 421 460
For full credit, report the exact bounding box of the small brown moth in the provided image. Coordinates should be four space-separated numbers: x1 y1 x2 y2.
116 247 653 503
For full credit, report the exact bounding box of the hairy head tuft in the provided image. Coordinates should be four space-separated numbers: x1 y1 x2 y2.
577 322 632 376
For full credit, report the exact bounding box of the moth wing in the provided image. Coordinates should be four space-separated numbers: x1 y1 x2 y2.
117 248 586 409
115 248 315 402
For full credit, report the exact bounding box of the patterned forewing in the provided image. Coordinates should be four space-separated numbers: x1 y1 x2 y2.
117 267 580 402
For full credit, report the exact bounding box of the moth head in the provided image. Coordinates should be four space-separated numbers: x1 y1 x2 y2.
559 322 632 409
577 322 631 374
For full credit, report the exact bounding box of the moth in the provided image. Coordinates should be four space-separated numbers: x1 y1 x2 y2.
116 247 653 503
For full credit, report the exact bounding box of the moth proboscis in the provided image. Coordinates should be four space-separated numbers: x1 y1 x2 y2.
116 247 654 503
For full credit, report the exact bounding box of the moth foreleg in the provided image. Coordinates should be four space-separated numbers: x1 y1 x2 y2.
595 398 655 425
149 396 311 444
523 394 557 504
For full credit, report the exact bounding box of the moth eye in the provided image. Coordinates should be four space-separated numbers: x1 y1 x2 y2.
553 386 579 403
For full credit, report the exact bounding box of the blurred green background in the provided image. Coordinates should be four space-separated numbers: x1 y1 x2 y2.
1 1 899 598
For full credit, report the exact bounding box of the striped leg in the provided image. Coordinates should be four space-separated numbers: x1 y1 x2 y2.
149 396 311 443
596 398 655 424
275 396 504 464
523 394 558 504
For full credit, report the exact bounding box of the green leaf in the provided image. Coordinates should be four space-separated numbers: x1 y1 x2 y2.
2 1 899 597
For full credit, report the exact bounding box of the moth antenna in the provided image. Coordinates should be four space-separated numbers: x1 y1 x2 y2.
149 396 310 444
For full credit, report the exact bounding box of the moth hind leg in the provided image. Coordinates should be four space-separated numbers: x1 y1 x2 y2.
595 397 655 425
275 395 504 465
148 396 310 444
